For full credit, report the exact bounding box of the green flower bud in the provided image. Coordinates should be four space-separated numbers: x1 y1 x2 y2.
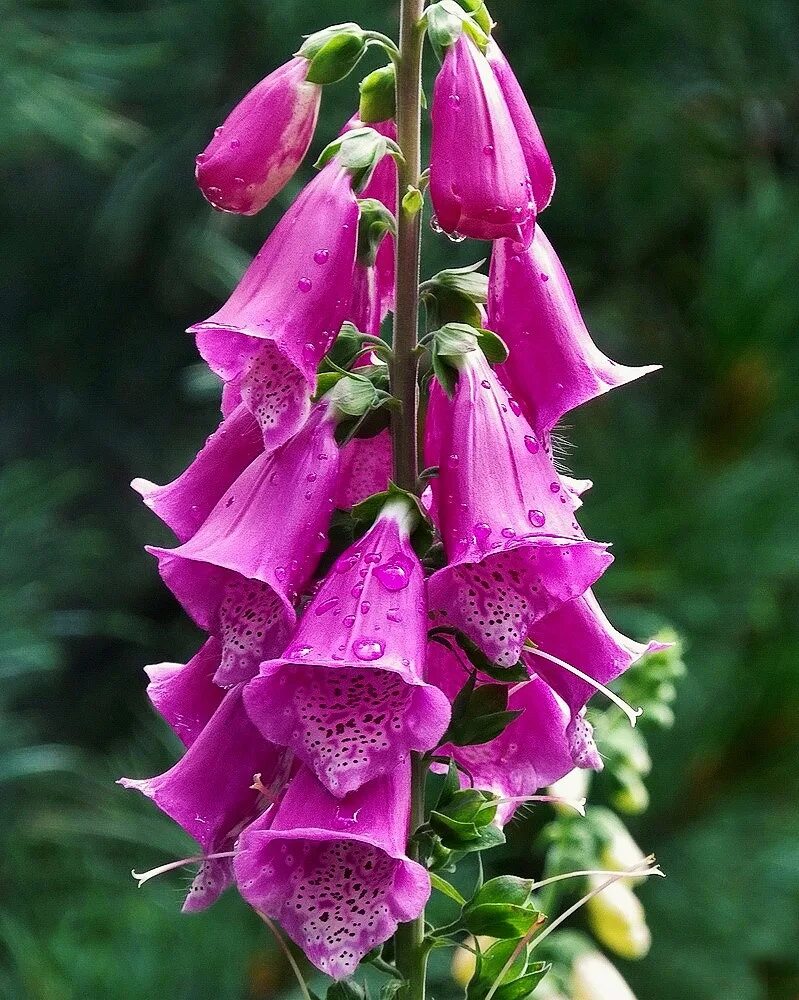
359 64 397 123
298 23 368 85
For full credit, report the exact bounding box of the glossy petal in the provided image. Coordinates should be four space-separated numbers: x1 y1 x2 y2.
132 402 263 542
147 406 340 686
426 350 612 667
144 636 225 747
430 35 535 244
334 429 392 509
196 57 320 216
190 164 359 450
234 764 429 979
120 686 287 911
490 228 660 438
428 640 577 824
245 505 450 796
485 39 555 213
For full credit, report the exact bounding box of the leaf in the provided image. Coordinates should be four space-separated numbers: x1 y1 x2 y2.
462 903 542 939
469 876 534 909
328 980 367 1000
429 873 468 906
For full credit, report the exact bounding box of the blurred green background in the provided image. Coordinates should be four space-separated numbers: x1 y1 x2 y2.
3 0 799 997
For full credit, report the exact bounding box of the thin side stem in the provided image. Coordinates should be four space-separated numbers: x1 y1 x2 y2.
391 4 427 999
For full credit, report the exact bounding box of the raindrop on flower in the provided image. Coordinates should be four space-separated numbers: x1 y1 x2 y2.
313 249 330 265
374 556 413 592
353 638 385 661
528 509 546 527
314 598 339 617
430 215 444 234
297 277 312 293
448 94 461 109
524 435 540 454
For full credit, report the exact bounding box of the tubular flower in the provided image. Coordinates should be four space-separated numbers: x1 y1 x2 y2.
195 57 320 215
484 39 555 213
489 227 660 440
144 636 225 747
430 34 535 245
120 684 288 912
132 402 263 543
334 429 392 509
426 349 612 667
244 500 451 797
428 640 577 825
190 162 360 451
147 404 340 687
526 589 668 755
234 763 430 980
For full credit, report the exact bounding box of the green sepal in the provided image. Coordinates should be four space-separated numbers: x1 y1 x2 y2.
426 1 489 59
327 981 367 1000
351 483 435 558
467 937 550 1000
429 627 529 683
299 23 368 85
359 64 396 123
469 876 535 908
480 967 550 1000
316 127 402 192
463 903 542 939
379 983 404 1000
357 198 397 267
422 261 489 303
476 328 509 364
402 186 425 217
426 323 508 397
454 0 494 34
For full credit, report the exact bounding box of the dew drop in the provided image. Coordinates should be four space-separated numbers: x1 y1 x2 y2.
524 435 540 454
353 638 385 661
230 139 241 149
447 231 466 243
483 143 495 155
314 249 330 265
343 615 356 629
374 555 413 591
448 94 461 109
473 522 492 546
430 215 444 235
314 598 339 617
447 453 459 468
549 481 561 493
540 272 550 283
297 277 312 293
508 398 521 416
528 509 546 528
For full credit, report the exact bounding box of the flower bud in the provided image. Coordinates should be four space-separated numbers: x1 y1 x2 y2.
585 877 651 960
195 58 320 215
572 951 638 1000
298 23 368 85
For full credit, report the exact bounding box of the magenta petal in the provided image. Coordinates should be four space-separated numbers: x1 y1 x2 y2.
144 637 225 747
426 352 612 666
430 35 535 245
234 764 430 979
191 163 359 445
132 403 263 542
196 57 320 216
147 406 340 685
490 228 661 438
244 508 451 796
527 589 662 721
428 641 577 824
335 429 392 509
120 686 287 909
485 39 555 213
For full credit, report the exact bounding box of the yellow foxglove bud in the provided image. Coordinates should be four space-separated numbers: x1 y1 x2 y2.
572 951 638 1000
586 877 651 959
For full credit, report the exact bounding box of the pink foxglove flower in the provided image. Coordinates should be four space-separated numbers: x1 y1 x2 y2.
335 429 392 509
144 637 225 747
195 57 320 215
485 39 555 214
430 34 535 245
526 589 669 756
489 228 659 440
428 641 577 825
121 684 287 912
147 404 340 687
426 350 612 667
234 763 429 979
132 402 263 542
244 500 450 796
190 162 359 450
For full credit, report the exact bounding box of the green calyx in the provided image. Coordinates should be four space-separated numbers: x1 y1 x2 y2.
453 0 494 34
421 260 489 329
356 198 397 267
426 322 509 397
298 23 369 86
352 483 435 558
359 64 397 123
316 127 403 192
425 0 490 59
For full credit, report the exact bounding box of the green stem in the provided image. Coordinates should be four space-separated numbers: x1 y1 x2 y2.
391 3 427 999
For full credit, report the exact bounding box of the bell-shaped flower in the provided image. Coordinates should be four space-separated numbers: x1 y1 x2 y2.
335 429 392 509
132 402 263 542
120 684 288 912
147 404 340 688
572 950 639 1000
485 39 555 213
427 641 581 826
190 162 360 451
426 349 612 668
526 589 667 758
234 763 430 979
430 34 535 245
244 498 451 797
489 228 660 440
195 57 320 216
144 636 225 747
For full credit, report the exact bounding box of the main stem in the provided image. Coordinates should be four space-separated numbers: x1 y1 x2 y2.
392 2 427 999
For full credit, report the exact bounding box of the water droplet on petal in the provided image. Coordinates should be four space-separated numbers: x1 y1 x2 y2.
314 598 339 617
473 522 492 546
353 638 385 661
297 277 312 293
448 94 461 109
508 398 521 416
343 615 356 629
528 509 546 527
483 143 495 155
549 481 561 493
230 138 241 149
313 249 330 265
447 453 459 468
524 435 540 454
430 215 443 234
374 554 414 591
